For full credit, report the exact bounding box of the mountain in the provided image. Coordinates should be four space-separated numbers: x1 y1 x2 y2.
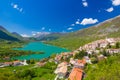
0 26 20 41
0 26 8 32
33 32 50 38
12 32 23 40
35 32 66 41
46 15 120 50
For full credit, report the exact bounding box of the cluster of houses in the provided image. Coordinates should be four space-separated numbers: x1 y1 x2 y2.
54 62 68 79
0 38 119 80
79 38 120 53
69 59 86 80
54 38 120 80
54 58 87 80
0 60 28 68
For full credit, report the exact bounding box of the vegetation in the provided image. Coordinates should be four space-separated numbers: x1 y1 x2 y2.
46 16 120 50
84 54 120 80
74 50 87 59
0 16 120 80
116 42 120 48
0 62 57 80
0 26 20 41
0 41 44 62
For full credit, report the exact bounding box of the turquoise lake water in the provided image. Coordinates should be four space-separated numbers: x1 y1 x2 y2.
13 42 70 60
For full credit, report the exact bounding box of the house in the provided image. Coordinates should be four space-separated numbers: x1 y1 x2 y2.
4 62 13 67
54 62 68 79
70 59 86 69
13 60 22 66
84 56 92 64
70 58 76 64
98 40 108 48
106 38 116 46
21 60 28 65
106 49 120 55
0 63 4 68
61 52 72 60
82 43 98 51
54 54 62 64
86 50 93 55
0 62 12 67
94 50 100 54
69 68 84 80
97 54 107 61
74 59 86 69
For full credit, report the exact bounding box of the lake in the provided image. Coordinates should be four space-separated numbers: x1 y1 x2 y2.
13 42 70 60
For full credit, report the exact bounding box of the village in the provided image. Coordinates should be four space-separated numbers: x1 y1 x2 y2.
0 38 120 80
0 60 28 68
53 38 120 80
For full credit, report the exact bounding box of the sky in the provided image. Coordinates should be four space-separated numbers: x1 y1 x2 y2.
0 0 120 37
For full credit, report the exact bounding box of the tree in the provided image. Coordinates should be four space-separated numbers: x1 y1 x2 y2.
91 57 98 64
116 42 120 48
29 59 35 64
102 49 110 57
74 50 86 59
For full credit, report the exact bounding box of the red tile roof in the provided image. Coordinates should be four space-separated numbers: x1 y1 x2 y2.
77 59 86 65
4 62 12 65
69 68 83 80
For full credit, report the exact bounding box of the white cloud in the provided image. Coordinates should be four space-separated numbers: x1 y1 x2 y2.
19 8 23 12
82 0 88 7
81 18 98 25
82 0 86 1
112 0 120 6
32 32 50 38
11 3 23 13
21 34 30 37
49 29 51 31
32 33 36 36
67 27 73 30
83 2 88 7
41 27 45 30
106 7 114 12
71 24 75 26
13 4 18 9
75 19 80 24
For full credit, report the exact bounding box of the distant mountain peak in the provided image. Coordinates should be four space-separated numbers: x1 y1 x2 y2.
0 26 20 41
0 26 8 32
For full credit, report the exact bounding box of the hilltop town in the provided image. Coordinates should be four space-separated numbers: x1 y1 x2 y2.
52 37 120 80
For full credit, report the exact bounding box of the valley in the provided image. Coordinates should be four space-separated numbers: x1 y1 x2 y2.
0 15 120 80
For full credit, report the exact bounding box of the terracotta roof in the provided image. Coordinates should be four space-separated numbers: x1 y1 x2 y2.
13 60 20 63
4 62 12 65
69 68 83 80
77 59 86 65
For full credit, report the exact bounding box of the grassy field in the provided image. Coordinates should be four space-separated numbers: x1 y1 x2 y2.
84 54 120 80
0 62 57 80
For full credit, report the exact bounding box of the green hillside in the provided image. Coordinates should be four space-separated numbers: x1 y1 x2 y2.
84 54 120 80
46 15 120 50
38 32 65 41
12 32 23 40
0 26 20 41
